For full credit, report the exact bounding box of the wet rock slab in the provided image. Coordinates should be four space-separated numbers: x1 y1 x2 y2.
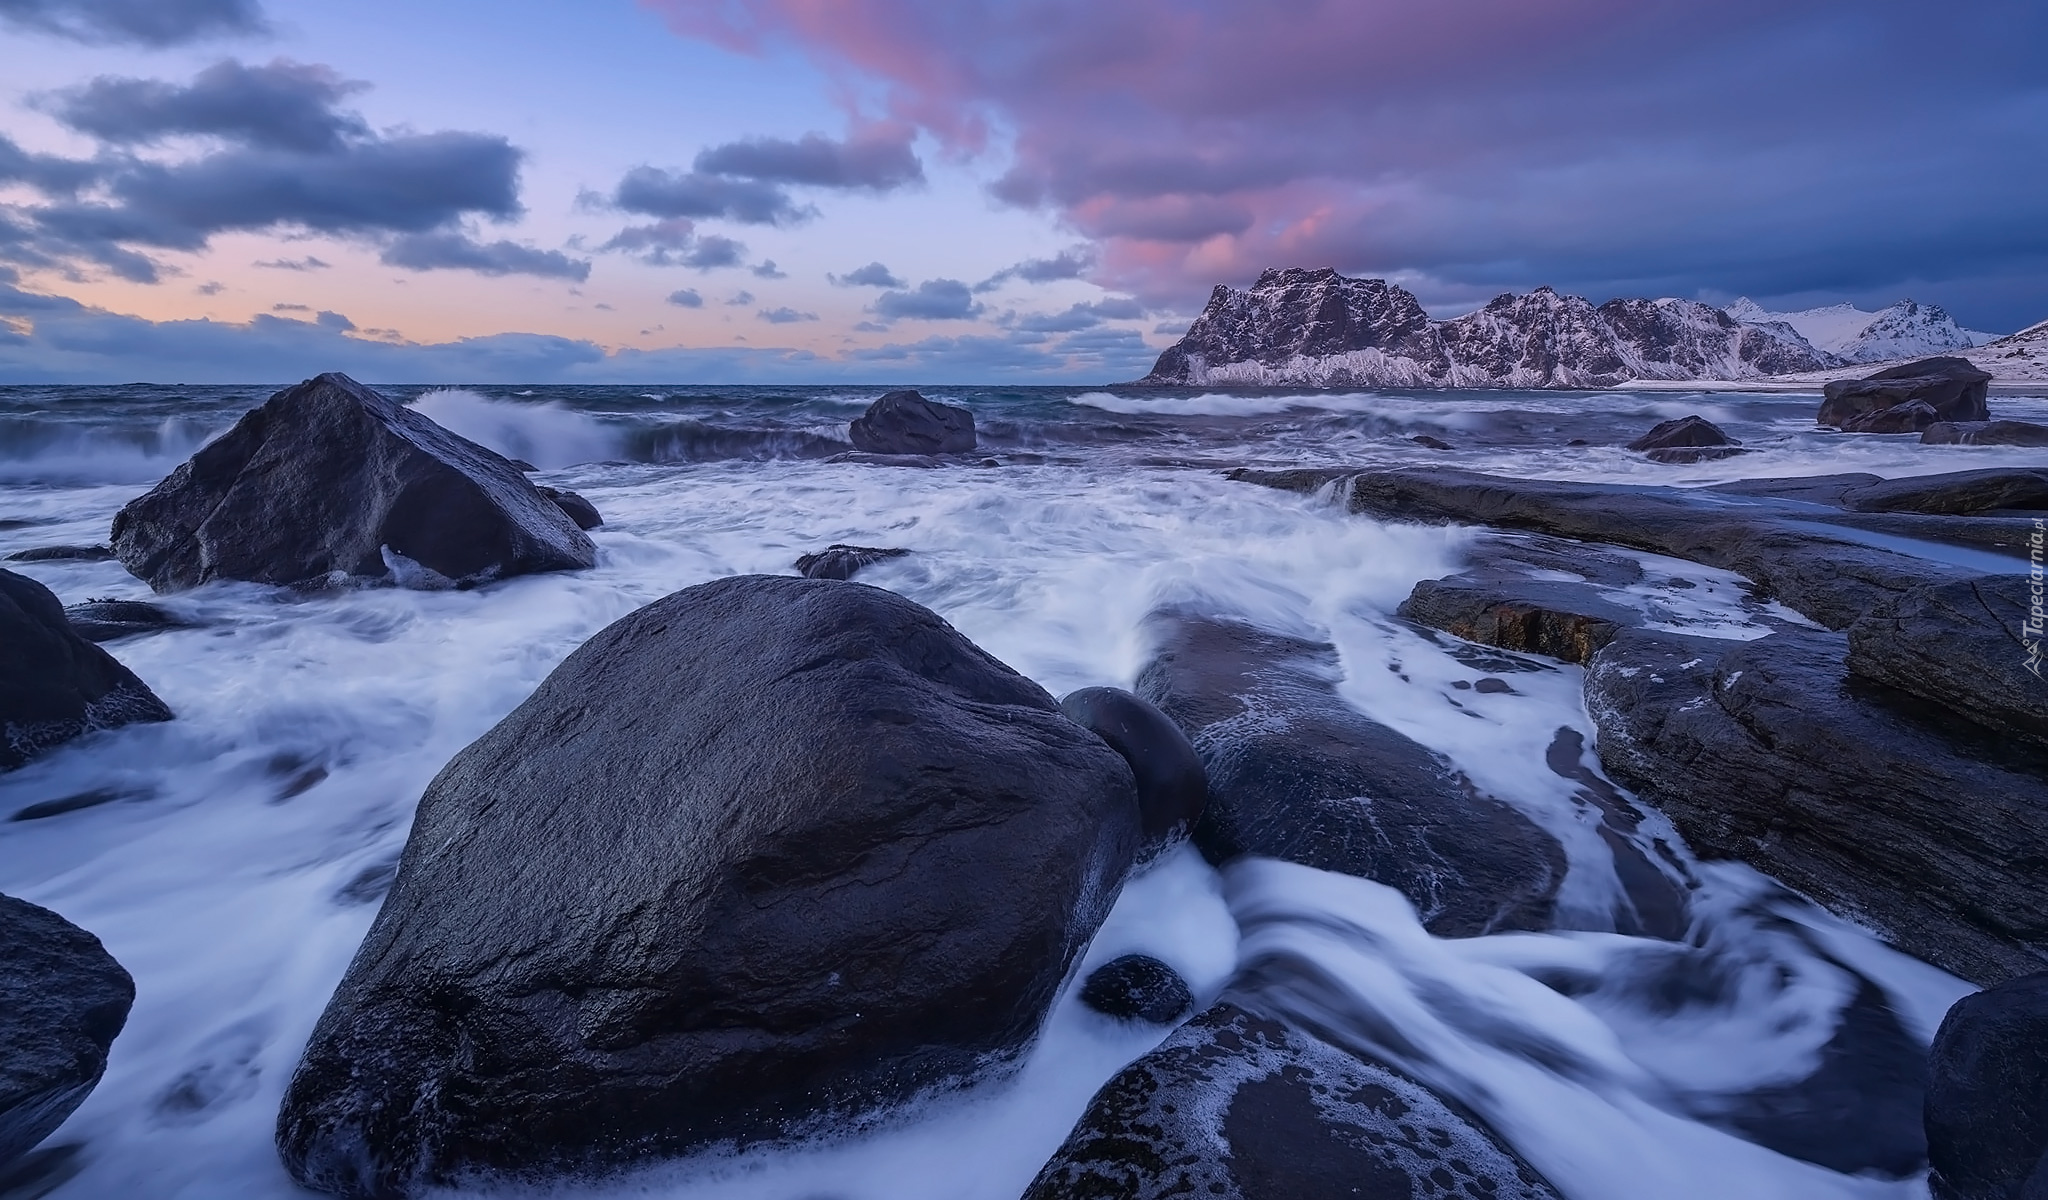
1137 613 1563 936
1024 1002 1561 1200
1397 534 1646 666
277 576 1141 1197
1847 576 2048 750
63 598 191 643
1585 626 2048 984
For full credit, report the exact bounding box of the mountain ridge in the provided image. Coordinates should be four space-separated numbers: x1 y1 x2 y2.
1136 268 2006 389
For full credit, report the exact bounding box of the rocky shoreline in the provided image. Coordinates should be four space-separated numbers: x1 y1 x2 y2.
4 371 2046 1197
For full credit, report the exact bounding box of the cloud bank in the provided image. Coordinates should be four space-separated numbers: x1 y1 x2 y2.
645 0 2048 328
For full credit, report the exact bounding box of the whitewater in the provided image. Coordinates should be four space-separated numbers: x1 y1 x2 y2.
3 381 2045 1199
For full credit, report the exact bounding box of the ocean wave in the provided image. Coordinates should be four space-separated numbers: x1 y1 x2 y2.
409 389 620 469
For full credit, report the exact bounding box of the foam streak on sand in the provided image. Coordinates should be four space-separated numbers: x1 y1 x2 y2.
0 381 2031 1197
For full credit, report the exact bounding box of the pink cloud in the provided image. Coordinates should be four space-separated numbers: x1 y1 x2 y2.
642 0 2048 324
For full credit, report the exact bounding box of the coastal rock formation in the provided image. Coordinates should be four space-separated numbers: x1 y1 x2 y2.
1024 1002 1561 1200
1923 420 2048 447
277 576 1140 1197
1078 955 1193 1024
1818 357 1991 430
1395 535 1644 666
1058 686 1208 852
534 486 602 530
1585 627 2048 985
110 373 595 592
0 895 135 1169
1847 577 2048 750
1137 269 1835 387
1136 613 1563 936
847 390 976 455
2 568 172 770
1625 414 1746 463
63 598 190 643
1926 973 2048 1200
793 544 911 581
1839 467 2048 516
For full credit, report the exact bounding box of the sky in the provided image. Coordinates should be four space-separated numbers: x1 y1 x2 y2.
0 0 2043 383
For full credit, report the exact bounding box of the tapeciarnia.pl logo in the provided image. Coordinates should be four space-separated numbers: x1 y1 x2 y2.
2028 518 2045 679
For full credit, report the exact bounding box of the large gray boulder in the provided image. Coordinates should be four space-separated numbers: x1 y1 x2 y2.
2 569 172 771
111 373 595 592
1024 1002 1561 1200
1 896 135 1170
1926 973 2048 1200
277 576 1141 1197
1586 627 2048 984
1626 414 1745 463
1819 356 1992 429
846 390 976 456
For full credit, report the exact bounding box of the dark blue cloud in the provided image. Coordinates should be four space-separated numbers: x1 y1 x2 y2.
871 278 980 321
974 247 1094 291
693 128 922 190
750 258 786 279
0 0 265 46
756 306 817 324
44 59 367 153
0 60 549 282
1009 296 1145 332
831 261 905 288
380 232 589 281
666 288 703 307
611 166 808 226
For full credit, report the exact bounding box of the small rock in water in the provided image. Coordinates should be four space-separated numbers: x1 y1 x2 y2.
1410 434 1455 450
1473 676 1514 694
64 598 189 643
1079 955 1193 1024
1058 686 1207 851
1926 972 2048 1200
5 545 113 563
793 544 911 581
1025 1003 1561 1200
534 486 602 530
2 569 172 772
1922 419 2048 447
1626 414 1739 454
0 895 135 1171
847 390 976 456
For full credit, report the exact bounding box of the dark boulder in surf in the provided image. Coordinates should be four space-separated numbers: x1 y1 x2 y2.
1840 399 1941 434
793 544 910 581
1819 357 1991 429
1059 686 1207 853
1848 577 2048 751
1024 1002 1561 1200
534 486 602 531
1922 420 2048 447
1585 626 2048 984
0 895 135 1170
1137 613 1563 936
277 575 1141 1198
1626 414 1745 463
110 373 595 592
2 569 172 771
1926 972 2048 1200
63 598 190 643
847 390 976 456
1078 955 1193 1024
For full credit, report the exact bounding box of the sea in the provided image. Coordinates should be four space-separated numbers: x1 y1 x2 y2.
3 381 2045 1199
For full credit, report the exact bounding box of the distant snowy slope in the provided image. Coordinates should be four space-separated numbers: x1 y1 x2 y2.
1726 298 2002 361
1765 316 2048 387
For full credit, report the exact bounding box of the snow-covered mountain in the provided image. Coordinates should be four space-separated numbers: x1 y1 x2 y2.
1723 298 2000 362
1137 269 1836 388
